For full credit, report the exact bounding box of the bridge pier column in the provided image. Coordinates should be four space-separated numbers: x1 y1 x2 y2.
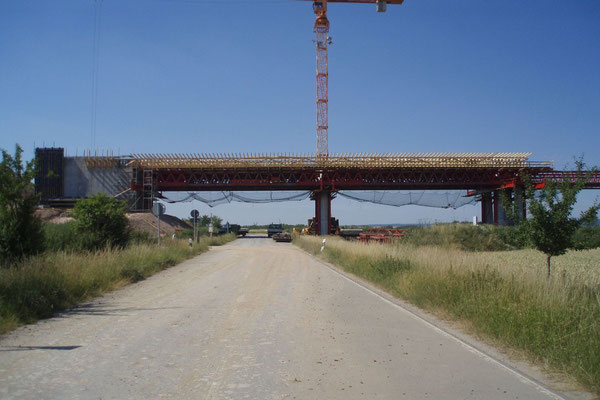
515 185 526 221
480 193 494 224
492 191 511 225
491 187 526 226
312 190 333 236
493 190 512 226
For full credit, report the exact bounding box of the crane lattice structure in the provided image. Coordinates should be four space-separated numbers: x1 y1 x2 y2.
309 0 405 156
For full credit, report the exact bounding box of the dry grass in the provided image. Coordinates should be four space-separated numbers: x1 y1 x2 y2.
0 235 235 335
295 235 600 393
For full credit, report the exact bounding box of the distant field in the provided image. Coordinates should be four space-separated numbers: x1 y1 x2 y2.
294 235 600 393
249 229 267 234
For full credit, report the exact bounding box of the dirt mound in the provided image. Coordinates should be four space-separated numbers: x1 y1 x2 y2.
127 213 190 236
35 208 74 224
35 208 189 234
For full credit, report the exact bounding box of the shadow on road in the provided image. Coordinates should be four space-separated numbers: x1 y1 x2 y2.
56 303 182 317
0 345 81 352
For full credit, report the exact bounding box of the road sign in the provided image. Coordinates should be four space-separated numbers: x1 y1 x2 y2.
190 209 199 218
152 203 165 217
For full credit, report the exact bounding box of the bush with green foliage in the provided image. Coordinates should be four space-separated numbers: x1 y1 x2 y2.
403 223 531 252
44 220 152 252
196 214 222 229
571 226 600 251
500 159 600 275
0 145 45 264
522 163 599 276
72 194 131 250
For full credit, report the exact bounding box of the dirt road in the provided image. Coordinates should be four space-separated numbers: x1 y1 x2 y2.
0 236 587 399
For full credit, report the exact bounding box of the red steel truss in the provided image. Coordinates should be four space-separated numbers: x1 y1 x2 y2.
121 153 599 192
130 166 600 192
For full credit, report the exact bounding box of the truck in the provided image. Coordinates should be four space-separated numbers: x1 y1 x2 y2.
218 224 248 236
267 223 283 238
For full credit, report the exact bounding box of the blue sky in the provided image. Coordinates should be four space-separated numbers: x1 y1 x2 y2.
1 0 599 224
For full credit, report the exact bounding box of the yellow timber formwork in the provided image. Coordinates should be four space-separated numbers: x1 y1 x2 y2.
125 152 552 170
83 156 120 169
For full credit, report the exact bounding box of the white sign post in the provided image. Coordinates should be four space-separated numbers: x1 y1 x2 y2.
209 223 213 238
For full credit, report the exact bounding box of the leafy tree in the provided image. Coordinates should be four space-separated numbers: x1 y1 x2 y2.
518 161 599 277
198 214 222 229
0 145 45 264
211 215 222 229
199 215 211 226
72 193 130 250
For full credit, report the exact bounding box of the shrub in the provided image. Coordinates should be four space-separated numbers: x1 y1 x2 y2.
572 226 600 250
72 194 130 250
0 145 45 264
402 223 528 252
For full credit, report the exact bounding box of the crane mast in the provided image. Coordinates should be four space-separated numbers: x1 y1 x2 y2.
313 1 330 157
310 0 404 157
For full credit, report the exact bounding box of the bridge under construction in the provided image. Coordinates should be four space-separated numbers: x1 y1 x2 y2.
30 1 599 235
35 149 600 235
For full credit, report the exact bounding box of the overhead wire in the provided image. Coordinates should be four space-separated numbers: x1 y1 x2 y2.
90 0 103 151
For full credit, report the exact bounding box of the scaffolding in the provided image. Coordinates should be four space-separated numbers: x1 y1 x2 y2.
127 152 549 170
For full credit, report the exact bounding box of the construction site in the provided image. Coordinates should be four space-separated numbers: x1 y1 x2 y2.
31 0 600 235
34 148 600 235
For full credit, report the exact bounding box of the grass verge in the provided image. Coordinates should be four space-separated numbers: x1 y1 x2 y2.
0 235 235 335
294 235 600 393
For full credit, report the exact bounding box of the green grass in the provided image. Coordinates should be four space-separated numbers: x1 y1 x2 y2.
0 234 235 334
401 222 600 252
294 235 600 393
402 223 531 251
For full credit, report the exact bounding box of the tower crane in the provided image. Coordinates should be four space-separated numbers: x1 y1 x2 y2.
306 0 405 156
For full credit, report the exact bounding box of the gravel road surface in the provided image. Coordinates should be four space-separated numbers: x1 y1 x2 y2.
0 235 589 399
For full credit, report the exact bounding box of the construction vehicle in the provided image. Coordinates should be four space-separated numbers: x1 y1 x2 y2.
272 232 293 243
218 224 248 236
305 217 340 235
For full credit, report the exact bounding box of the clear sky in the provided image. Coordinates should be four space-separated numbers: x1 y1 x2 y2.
1 0 599 225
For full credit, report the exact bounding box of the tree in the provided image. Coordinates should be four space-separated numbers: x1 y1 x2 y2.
72 193 130 250
0 145 45 264
199 215 211 227
521 161 599 277
198 214 222 229
211 215 222 229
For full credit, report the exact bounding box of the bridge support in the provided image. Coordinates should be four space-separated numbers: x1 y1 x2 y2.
311 190 335 235
480 193 494 224
515 186 526 221
495 190 509 226
483 187 526 226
